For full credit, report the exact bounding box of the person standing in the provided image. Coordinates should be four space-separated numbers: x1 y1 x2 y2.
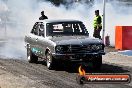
39 11 48 20
93 10 102 39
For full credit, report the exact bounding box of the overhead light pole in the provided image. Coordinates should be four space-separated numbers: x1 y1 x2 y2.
102 0 106 44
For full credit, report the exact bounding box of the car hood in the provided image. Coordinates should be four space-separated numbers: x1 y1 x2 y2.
50 36 103 45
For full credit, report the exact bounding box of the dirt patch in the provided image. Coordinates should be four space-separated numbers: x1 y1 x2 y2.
0 64 49 88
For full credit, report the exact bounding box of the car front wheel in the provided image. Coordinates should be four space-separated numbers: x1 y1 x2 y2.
46 52 55 70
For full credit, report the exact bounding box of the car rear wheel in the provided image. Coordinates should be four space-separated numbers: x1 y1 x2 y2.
46 52 55 70
27 47 38 63
92 55 102 70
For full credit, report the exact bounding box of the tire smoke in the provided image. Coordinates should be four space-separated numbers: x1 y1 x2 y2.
0 0 132 59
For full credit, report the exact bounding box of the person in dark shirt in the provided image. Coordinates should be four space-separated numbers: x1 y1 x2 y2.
39 11 48 20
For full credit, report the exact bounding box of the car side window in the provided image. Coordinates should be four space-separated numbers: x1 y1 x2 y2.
38 23 45 37
31 22 39 35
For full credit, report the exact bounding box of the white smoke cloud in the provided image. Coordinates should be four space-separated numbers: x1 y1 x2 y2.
0 0 132 59
0 0 8 12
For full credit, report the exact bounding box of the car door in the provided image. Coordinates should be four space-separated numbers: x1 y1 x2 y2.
37 22 55 59
26 22 40 56
35 22 46 58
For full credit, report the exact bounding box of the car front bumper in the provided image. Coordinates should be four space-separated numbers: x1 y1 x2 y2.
52 51 105 61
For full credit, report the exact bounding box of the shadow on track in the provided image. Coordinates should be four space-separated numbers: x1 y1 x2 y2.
36 60 130 74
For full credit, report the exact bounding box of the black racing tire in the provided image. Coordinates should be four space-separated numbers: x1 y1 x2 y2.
46 52 56 70
27 47 38 63
92 55 102 70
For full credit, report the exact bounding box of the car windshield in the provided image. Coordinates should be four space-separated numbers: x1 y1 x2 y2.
46 22 88 36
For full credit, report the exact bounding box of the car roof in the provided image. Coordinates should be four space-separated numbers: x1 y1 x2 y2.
37 19 82 23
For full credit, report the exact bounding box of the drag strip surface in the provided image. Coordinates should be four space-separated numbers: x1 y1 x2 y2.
0 58 131 88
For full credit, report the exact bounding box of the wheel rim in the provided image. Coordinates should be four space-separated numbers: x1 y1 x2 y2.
47 54 52 68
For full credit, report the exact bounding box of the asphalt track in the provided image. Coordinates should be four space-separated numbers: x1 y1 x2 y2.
0 58 132 88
